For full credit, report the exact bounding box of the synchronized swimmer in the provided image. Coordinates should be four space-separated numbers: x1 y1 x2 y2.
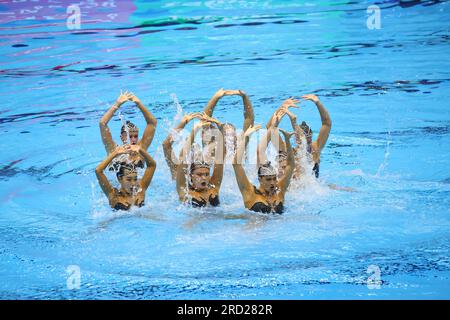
95 89 333 213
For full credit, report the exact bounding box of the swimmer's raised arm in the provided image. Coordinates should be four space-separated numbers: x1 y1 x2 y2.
285 110 305 147
302 94 332 151
163 112 203 180
204 89 254 129
95 146 129 197
99 91 130 154
210 119 226 189
203 88 227 117
265 112 277 131
258 98 300 165
257 125 274 166
130 145 157 191
277 129 295 194
175 137 191 200
266 97 300 129
175 120 209 199
128 93 158 150
264 98 300 152
238 90 255 132
233 125 261 197
261 113 284 165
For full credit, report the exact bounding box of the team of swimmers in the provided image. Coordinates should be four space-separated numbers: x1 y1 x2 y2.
95 89 332 214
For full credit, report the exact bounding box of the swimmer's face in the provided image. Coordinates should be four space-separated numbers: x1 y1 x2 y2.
277 159 288 179
121 129 139 145
119 171 139 194
259 175 278 193
190 167 211 191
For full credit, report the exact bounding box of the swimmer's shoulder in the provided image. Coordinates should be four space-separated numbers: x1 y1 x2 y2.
243 185 264 208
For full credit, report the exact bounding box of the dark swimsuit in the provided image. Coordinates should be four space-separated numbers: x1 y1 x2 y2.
109 159 144 174
189 185 220 208
113 200 144 211
112 190 144 211
305 144 320 178
249 187 284 214
313 162 319 178
190 194 220 208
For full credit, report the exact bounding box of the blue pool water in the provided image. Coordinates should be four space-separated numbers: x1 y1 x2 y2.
0 0 449 299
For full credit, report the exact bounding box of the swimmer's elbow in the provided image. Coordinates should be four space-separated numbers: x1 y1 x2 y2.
95 165 103 176
99 119 107 128
323 118 332 127
162 138 171 148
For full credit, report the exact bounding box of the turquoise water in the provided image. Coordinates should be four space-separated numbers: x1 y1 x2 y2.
0 0 449 299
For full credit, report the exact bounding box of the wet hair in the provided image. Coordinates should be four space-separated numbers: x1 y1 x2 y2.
121 121 138 135
109 155 144 171
275 151 288 162
116 162 137 179
300 121 312 138
258 162 277 177
189 161 211 175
